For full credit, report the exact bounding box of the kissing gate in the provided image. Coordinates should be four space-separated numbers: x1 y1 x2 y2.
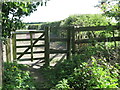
11 27 71 66
5 25 120 66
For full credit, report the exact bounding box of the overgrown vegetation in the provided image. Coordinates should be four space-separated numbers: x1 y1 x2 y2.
41 44 120 89
55 57 119 89
3 62 36 90
39 12 120 89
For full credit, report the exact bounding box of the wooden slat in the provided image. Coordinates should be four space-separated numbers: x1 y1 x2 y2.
16 38 45 41
74 26 120 31
16 44 45 48
50 38 67 42
50 49 67 54
17 51 45 54
18 57 45 61
75 37 120 43
13 30 45 34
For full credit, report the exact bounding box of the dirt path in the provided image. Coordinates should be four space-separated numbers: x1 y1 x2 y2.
28 66 48 89
19 60 50 89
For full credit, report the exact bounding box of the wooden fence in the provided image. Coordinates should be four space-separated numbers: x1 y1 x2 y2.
72 25 120 54
49 25 120 55
5 25 120 66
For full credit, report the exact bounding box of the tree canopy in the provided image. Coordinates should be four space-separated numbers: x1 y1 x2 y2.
63 14 110 26
2 2 39 38
2 1 49 38
41 14 111 28
98 0 120 24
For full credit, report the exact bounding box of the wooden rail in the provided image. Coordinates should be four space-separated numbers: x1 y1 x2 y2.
16 38 45 41
74 25 120 31
17 51 45 54
16 44 45 48
75 37 120 43
19 57 45 61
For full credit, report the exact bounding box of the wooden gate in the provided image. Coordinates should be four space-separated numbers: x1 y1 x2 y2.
10 26 71 66
12 28 50 66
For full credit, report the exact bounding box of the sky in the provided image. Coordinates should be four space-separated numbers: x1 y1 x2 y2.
22 0 101 22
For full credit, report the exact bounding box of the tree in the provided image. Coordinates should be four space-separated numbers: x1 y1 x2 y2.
0 1 49 88
98 0 120 25
0 2 2 89
2 1 50 38
2 2 40 38
63 14 110 26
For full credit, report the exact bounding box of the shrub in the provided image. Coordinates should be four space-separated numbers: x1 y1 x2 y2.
55 57 119 89
55 79 70 89
3 62 36 90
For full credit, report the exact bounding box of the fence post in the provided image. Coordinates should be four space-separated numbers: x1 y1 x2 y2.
72 26 75 55
30 31 33 62
12 32 16 61
6 38 11 62
45 26 50 66
67 27 71 60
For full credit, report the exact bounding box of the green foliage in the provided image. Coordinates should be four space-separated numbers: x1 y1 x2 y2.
51 56 120 89
27 24 39 30
41 14 110 28
98 0 120 24
3 62 36 90
67 57 119 89
41 43 120 89
2 2 40 38
63 14 110 26
55 79 70 89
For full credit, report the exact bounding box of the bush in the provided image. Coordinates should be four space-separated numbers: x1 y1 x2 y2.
63 14 110 26
55 79 70 89
3 62 36 90
55 57 120 89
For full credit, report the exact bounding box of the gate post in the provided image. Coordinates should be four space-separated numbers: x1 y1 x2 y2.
45 26 50 66
72 26 75 55
12 32 16 61
30 31 33 62
67 27 71 60
6 38 11 62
